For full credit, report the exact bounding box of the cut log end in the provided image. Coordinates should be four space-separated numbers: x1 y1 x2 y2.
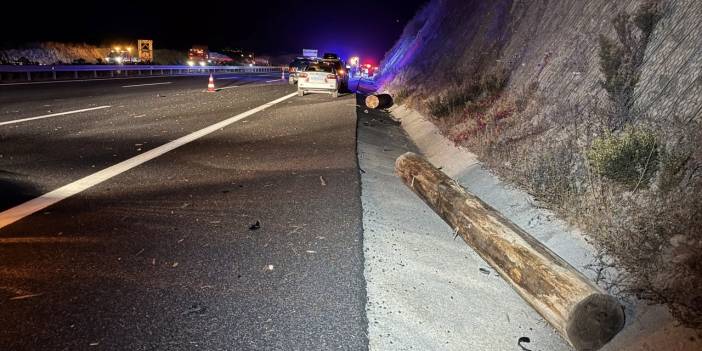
365 94 393 109
567 294 625 351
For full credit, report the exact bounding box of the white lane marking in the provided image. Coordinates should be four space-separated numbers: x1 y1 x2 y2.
0 106 111 126
0 92 298 230
122 82 172 88
218 82 279 91
265 79 281 83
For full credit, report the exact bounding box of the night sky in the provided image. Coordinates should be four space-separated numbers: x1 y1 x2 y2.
0 0 428 62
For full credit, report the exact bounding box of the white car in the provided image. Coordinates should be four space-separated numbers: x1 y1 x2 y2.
297 61 341 98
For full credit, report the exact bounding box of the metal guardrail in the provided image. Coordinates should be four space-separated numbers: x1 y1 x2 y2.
0 65 284 82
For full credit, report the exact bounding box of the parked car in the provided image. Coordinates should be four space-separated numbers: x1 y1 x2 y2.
297 61 343 98
288 57 313 85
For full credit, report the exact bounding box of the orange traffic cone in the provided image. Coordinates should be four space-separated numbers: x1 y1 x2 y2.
207 74 216 92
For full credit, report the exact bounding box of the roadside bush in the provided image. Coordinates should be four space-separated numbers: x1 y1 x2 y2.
587 128 659 189
427 70 510 120
394 88 412 104
658 148 690 193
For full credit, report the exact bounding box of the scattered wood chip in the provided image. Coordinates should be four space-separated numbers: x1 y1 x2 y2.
172 262 179 268
265 264 274 271
479 268 491 275
9 293 43 301
320 176 327 186
306 250 317 254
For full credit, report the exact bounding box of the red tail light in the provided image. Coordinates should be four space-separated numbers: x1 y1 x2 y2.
298 72 308 78
289 67 296 73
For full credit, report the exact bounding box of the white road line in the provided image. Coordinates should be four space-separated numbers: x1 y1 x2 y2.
265 79 281 83
0 106 111 126
0 92 298 230
122 82 172 88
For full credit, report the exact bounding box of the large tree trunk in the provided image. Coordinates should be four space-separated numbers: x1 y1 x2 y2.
395 152 624 351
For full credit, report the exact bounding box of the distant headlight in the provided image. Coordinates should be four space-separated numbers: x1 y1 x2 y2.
199 61 207 66
187 61 195 67
115 57 123 64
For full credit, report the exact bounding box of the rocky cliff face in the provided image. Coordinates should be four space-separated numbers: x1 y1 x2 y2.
381 0 702 327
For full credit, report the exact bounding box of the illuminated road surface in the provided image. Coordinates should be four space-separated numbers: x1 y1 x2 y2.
0 74 367 350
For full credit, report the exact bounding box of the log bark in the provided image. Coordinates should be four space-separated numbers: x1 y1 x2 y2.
365 94 393 109
395 152 624 351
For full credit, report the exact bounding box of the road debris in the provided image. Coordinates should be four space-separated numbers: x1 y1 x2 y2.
320 176 327 186
265 264 275 271
517 336 532 351
249 221 261 230
181 304 206 316
479 267 491 275
9 293 43 301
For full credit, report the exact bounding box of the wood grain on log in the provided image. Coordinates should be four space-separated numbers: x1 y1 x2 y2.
395 152 624 351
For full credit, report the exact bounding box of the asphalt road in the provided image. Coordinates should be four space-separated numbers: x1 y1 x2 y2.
0 73 368 350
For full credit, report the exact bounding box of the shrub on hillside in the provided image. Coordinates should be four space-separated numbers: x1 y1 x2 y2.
427 70 510 120
587 128 659 189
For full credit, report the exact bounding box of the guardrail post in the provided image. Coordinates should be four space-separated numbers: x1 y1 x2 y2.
93 70 98 78
52 71 57 80
74 71 78 79
110 70 114 78
27 72 31 81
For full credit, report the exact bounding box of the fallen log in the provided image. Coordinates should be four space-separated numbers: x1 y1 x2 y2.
395 152 624 351
365 94 393 109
